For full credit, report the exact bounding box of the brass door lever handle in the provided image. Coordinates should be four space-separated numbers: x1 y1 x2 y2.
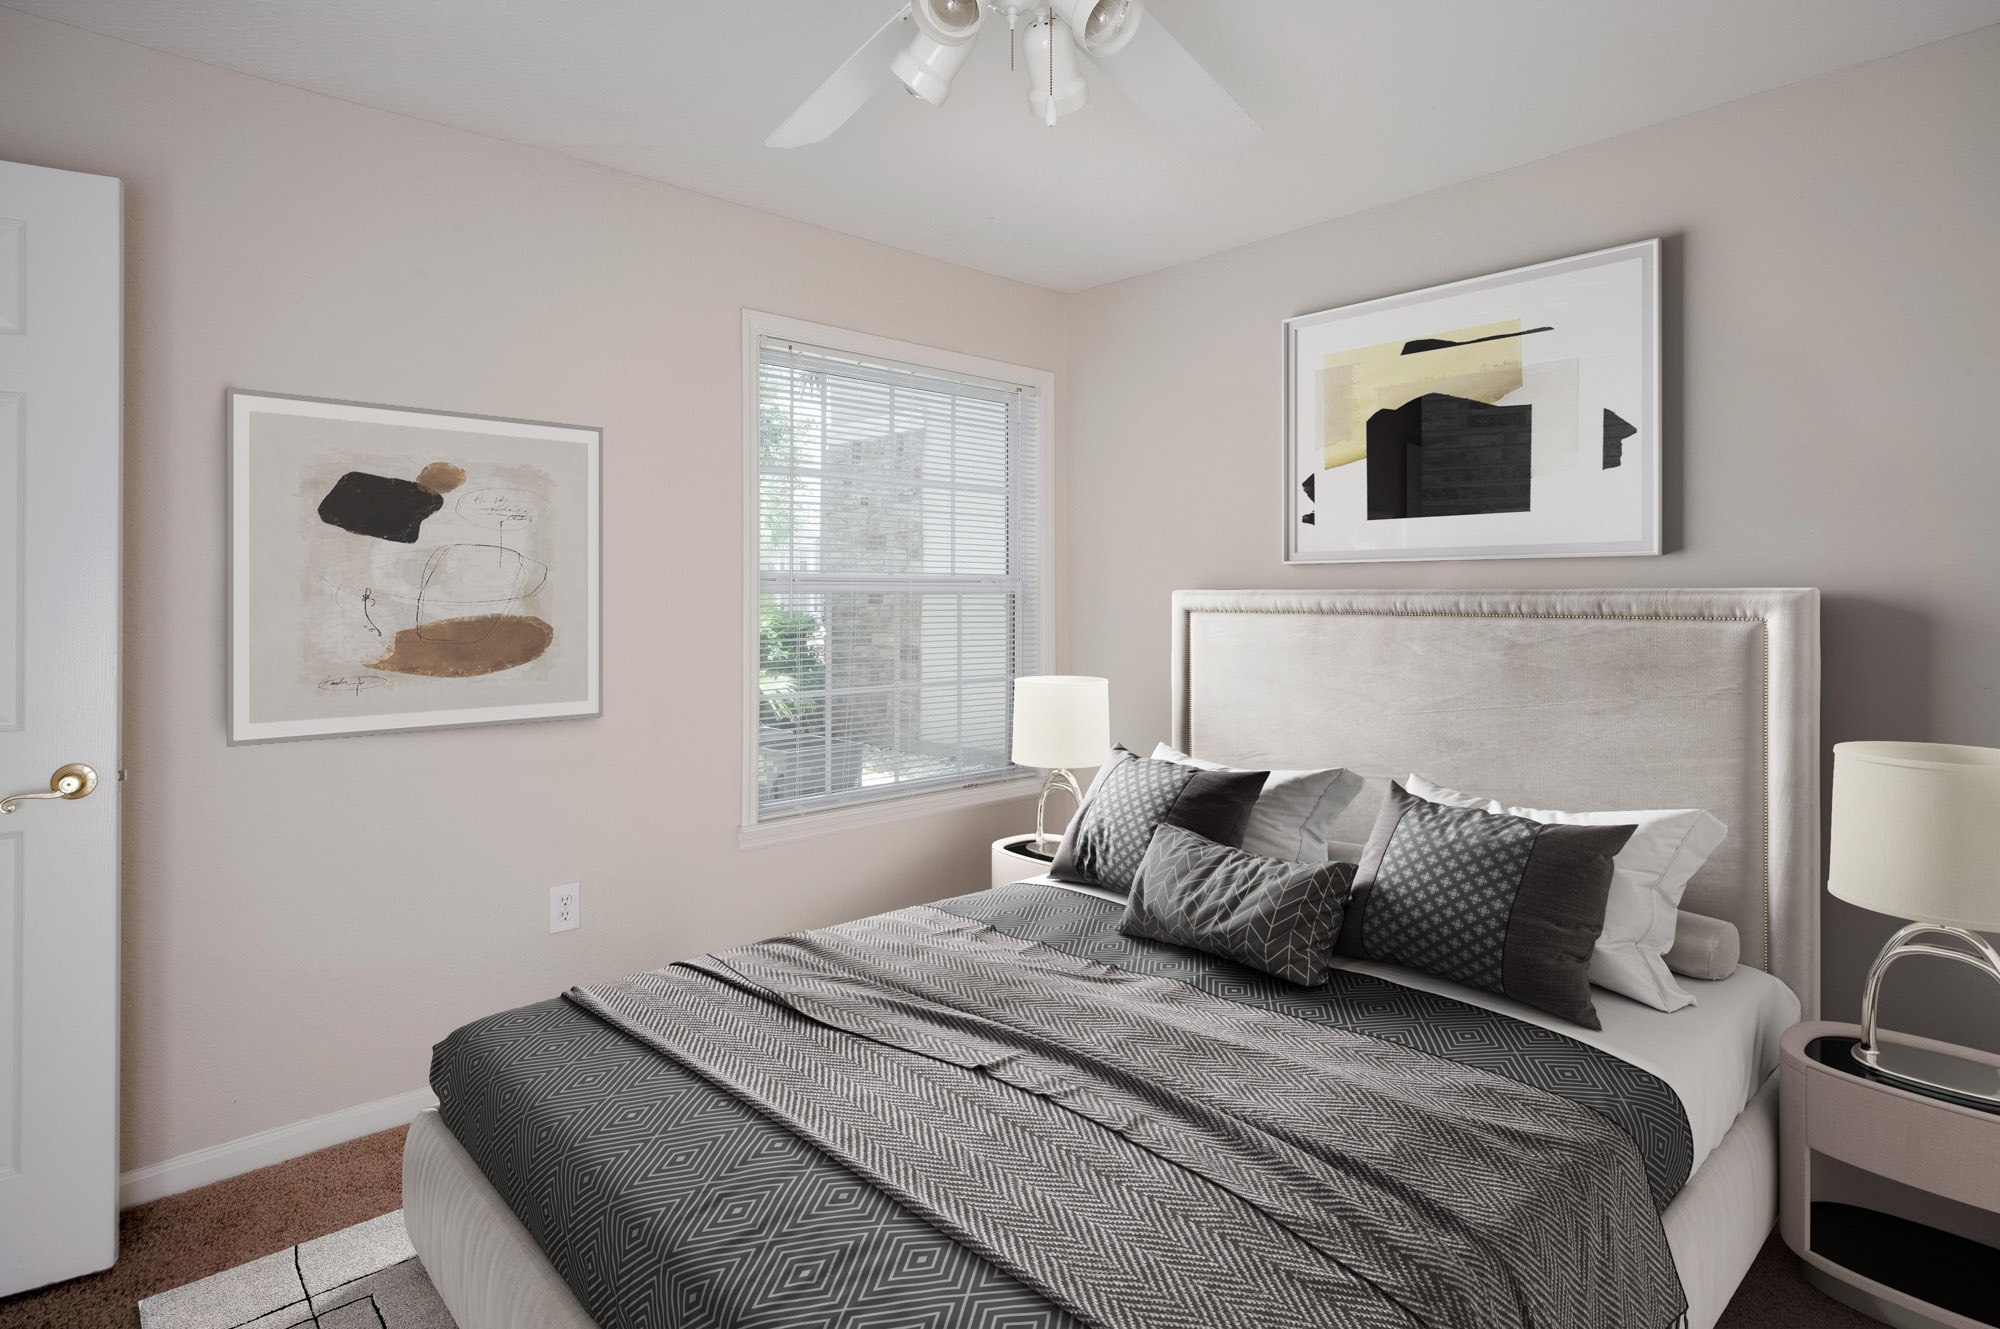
1 763 98 813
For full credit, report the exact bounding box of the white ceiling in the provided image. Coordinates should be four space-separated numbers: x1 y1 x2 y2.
11 0 1999 290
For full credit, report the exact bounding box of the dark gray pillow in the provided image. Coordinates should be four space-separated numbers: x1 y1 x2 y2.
1050 746 1267 894
1122 824 1355 986
1336 782 1635 1027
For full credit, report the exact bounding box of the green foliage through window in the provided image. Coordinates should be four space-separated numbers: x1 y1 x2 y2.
758 599 824 730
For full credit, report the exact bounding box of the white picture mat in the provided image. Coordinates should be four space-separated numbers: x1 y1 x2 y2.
228 391 601 743
1283 240 1661 563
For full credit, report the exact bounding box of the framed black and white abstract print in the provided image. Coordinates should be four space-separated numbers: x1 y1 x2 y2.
1284 240 1660 564
228 391 601 742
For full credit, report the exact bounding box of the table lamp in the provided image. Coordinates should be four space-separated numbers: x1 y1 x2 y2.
1828 741 2000 1106
1011 675 1111 856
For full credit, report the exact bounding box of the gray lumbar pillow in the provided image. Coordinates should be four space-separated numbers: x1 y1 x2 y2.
1664 910 1739 981
1151 743 1363 862
1122 823 1355 987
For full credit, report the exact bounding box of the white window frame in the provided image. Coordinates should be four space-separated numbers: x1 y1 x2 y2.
739 311 1056 847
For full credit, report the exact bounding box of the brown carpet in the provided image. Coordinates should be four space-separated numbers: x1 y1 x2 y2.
0 1126 407 1329
0 1121 1882 1329
1717 1230 1882 1328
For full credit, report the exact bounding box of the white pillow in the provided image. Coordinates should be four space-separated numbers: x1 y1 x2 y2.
1153 743 1362 862
1404 775 1728 1012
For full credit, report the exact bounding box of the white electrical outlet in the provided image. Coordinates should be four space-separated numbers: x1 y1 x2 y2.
549 883 580 933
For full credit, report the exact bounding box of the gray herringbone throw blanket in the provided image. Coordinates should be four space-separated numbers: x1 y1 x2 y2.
570 906 1684 1329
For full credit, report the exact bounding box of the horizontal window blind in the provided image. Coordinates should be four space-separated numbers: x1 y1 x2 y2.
756 337 1041 820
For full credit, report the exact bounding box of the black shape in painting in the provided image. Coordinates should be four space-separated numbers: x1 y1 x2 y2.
1300 512 1315 525
1301 473 1315 501
317 471 444 543
1400 326 1553 356
1366 393 1532 521
1603 409 1637 469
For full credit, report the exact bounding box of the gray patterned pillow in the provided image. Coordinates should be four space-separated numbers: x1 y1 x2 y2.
1050 747 1268 894
1335 782 1636 1027
1150 744 1363 862
1122 824 1355 986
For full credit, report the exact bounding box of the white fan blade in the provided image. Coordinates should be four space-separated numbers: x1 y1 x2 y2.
1097 13 1260 154
767 7 913 148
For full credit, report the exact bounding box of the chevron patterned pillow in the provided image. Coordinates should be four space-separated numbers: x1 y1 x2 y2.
1336 782 1637 1028
1120 823 1356 986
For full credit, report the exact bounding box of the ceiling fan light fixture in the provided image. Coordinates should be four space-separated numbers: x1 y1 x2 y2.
1024 12 1087 125
892 29 977 106
1051 0 1142 57
910 0 985 46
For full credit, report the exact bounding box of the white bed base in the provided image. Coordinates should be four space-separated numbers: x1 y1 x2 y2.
407 587 1819 1329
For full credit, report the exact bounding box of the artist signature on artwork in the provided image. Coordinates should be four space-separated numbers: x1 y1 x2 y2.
319 676 387 697
458 487 540 531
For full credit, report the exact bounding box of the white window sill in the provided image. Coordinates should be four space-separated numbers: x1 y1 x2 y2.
739 773 1040 849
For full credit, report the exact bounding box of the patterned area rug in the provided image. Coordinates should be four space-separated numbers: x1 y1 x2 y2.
137 1212 456 1329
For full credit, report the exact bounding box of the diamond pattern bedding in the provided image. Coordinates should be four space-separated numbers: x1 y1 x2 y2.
946 882 1695 1210
431 882 1697 1329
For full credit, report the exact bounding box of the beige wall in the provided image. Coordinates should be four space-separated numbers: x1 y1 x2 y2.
1062 26 2000 1051
4 4 1997 1176
0 8 1062 1171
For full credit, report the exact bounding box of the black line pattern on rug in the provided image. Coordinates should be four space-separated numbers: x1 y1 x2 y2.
291 1245 320 1329
214 1247 404 1329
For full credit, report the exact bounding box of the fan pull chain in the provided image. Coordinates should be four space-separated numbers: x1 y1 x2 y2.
1047 8 1057 127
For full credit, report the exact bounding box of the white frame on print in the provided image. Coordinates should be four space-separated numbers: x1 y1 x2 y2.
1283 239 1661 564
227 390 602 743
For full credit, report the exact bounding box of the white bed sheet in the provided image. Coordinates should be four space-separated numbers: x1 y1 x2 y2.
1019 876 1798 1177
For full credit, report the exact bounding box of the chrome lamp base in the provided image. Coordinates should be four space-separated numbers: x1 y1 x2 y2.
1033 768 1083 858
1853 922 2000 1109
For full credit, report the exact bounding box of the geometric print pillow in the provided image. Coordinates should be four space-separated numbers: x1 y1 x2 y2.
1335 782 1636 1028
1404 774 1728 1014
1050 746 1268 895
1121 824 1356 987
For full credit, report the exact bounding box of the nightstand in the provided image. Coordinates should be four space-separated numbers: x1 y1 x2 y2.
991 834 1054 889
1780 1021 2000 1328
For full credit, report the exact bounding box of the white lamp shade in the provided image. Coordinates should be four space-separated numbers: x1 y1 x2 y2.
1828 741 2000 931
1011 676 1110 770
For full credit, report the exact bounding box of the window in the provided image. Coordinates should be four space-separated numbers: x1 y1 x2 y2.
745 315 1049 833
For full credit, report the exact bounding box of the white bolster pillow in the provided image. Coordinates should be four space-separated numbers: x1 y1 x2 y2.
1664 910 1739 981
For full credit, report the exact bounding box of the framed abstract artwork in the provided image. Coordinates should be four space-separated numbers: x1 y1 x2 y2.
228 391 601 742
1284 239 1660 563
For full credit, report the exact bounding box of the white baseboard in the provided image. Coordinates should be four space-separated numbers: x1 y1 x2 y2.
119 1086 439 1208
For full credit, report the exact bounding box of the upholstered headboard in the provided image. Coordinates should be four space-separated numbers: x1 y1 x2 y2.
1170 588 1820 1016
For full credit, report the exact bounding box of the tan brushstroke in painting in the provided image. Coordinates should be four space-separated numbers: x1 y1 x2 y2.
1321 320 1525 469
369 614 553 677
415 461 468 494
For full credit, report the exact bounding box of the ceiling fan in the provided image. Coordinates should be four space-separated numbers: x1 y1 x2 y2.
767 0 1260 153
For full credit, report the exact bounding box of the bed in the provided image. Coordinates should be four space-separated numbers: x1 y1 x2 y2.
405 586 1820 1329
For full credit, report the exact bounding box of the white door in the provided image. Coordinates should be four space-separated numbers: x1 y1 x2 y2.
0 160 122 1295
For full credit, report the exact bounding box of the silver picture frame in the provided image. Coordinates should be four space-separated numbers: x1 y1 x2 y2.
1283 239 1662 564
226 390 602 743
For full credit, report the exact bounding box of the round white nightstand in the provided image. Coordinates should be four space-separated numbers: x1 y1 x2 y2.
1779 1021 2000 1328
991 834 1056 889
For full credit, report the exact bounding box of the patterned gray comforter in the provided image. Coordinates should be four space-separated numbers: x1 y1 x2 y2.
431 883 1694 1329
